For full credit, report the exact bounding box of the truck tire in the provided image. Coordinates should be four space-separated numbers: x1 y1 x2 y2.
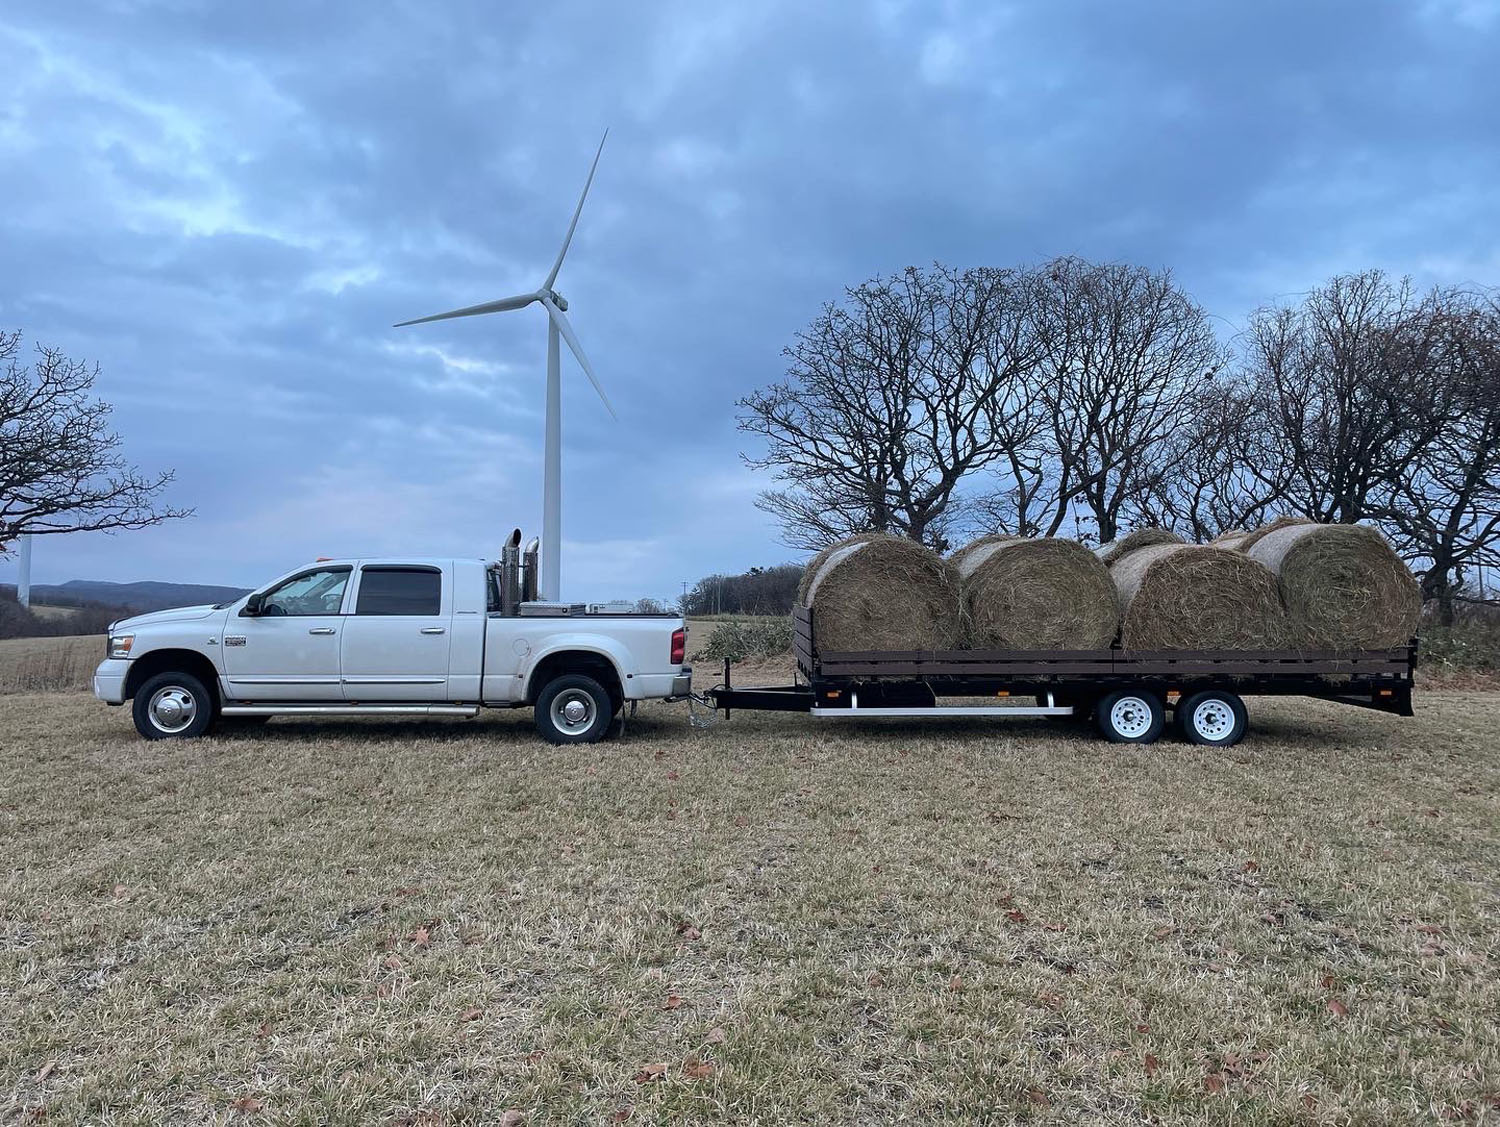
535 673 614 745
1175 690 1247 746
1096 690 1164 744
133 671 216 740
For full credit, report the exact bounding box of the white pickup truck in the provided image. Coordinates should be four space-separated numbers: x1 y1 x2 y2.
92 536 690 744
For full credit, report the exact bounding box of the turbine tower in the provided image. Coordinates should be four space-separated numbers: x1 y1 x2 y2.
395 132 615 601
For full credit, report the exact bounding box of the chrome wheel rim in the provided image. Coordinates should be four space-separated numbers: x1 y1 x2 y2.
148 686 197 734
1192 699 1235 741
1109 696 1153 739
550 689 597 735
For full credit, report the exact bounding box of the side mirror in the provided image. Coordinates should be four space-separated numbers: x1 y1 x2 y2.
240 592 265 617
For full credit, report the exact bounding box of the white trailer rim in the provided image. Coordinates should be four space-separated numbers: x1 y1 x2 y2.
1191 698 1236 741
1109 695 1154 739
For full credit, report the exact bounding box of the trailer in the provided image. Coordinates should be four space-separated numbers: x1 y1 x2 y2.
705 607 1416 745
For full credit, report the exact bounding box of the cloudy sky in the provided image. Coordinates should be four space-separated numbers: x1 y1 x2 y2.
3 0 1498 601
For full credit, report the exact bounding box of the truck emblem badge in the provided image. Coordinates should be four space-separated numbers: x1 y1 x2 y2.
224 636 246 647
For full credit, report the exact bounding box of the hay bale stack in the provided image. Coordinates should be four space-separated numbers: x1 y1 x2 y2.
803 534 963 652
796 533 883 606
1211 529 1250 551
1244 523 1420 650
1112 544 1290 651
1237 515 1313 553
954 537 1119 650
1095 528 1183 567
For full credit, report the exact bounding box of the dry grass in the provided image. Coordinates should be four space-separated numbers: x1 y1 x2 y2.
0 634 102 694
0 670 1497 1124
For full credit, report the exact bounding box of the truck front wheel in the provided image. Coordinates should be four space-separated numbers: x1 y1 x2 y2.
535 674 614 744
133 671 216 740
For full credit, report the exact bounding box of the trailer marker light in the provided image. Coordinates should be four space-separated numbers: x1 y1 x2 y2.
1166 690 1181 703
826 691 840 699
995 690 1009 697
1378 689 1393 696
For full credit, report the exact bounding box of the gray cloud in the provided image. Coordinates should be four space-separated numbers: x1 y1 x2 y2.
2 0 1497 598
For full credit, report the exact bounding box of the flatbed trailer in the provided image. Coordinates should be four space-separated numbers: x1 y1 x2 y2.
705 607 1417 745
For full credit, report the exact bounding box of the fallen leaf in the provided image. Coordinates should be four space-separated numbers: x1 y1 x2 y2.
231 1096 263 1113
948 975 963 992
867 972 885 988
733 815 748 827
1144 1054 1160 1076
1135 1023 1151 1034
706 1027 727 1044
1038 991 1063 1010
1320 973 1336 990
254 1021 272 1039
111 884 127 899
523 1049 546 1065
458 1007 483 1023
1005 908 1028 924
1242 860 1260 873
633 1063 667 1084
1027 1088 1050 1106
682 1056 715 1079
1301 1094 1318 1110
35 1061 55 1082
1415 923 1444 935
666 770 680 780
1041 921 1066 932
498 1112 525 1127
611 1109 633 1123
663 994 683 1011
1204 1074 1226 1094
1328 999 1349 1017
1151 925 1175 940
409 926 430 948
383 955 403 970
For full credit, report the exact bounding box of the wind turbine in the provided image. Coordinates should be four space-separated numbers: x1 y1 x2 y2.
394 132 616 601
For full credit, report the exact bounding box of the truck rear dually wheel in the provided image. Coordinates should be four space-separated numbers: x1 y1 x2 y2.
133 671 216 740
535 673 613 744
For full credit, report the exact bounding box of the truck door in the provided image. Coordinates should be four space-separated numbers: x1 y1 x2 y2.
221 565 351 701
339 564 452 701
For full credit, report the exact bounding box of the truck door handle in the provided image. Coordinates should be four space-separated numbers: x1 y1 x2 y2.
308 627 336 636
420 627 446 635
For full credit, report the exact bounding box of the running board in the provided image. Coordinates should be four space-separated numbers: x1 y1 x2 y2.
221 704 480 718
810 705 1076 718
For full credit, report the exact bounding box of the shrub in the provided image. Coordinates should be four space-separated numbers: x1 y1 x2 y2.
694 618 794 663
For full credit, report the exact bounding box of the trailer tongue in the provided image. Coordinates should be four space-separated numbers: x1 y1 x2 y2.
705 607 1416 745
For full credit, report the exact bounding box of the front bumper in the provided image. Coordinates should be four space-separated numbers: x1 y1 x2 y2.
92 659 130 704
629 666 693 701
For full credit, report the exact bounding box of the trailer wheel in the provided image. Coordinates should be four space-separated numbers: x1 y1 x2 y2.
1096 690 1164 744
534 673 613 744
1175 690 1247 746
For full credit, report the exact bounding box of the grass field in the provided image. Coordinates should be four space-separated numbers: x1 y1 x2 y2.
1 640 1498 1123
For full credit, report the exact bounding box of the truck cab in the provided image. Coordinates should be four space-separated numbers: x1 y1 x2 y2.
93 537 690 744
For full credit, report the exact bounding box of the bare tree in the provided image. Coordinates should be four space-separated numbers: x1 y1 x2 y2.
1378 294 1500 623
1125 374 1289 540
0 331 190 550
1000 258 1227 542
1242 272 1452 524
739 264 1041 551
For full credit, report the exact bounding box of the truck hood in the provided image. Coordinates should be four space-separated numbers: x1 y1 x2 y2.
112 604 224 632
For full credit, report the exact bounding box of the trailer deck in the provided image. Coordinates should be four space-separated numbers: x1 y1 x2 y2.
705 607 1416 743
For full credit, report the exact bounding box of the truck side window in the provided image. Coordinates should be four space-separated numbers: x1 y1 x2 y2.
260 567 351 617
355 567 442 616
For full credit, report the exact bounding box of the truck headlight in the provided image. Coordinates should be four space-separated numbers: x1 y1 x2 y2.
109 635 134 659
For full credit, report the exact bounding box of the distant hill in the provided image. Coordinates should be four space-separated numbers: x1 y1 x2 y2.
0 580 251 615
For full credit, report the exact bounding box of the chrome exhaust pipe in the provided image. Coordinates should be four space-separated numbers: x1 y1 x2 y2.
521 537 541 603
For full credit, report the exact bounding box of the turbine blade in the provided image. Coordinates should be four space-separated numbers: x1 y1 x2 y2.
394 292 537 327
541 130 608 293
541 294 617 420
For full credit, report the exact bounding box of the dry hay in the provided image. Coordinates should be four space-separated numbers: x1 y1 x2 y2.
954 537 1119 650
1245 523 1420 650
1111 543 1290 651
948 533 1023 575
797 533 883 606
1237 514 1314 553
1211 528 1250 551
804 534 964 652
1094 527 1183 567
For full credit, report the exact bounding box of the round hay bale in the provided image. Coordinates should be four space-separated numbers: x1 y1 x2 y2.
955 537 1119 650
797 533 883 606
1245 523 1419 650
805 534 963 652
948 533 1023 575
1094 527 1183 567
1211 529 1250 551
1112 543 1290 651
1237 514 1314 553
